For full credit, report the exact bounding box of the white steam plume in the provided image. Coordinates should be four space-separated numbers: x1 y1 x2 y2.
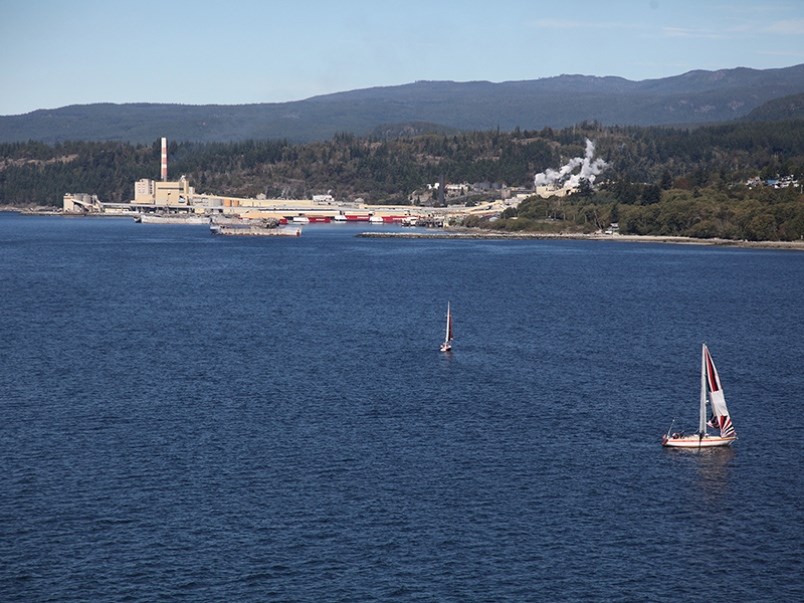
534 138 607 189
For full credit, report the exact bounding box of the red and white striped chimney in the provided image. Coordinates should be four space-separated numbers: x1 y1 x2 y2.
160 137 168 181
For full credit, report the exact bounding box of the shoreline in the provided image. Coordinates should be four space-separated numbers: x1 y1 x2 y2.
2 208 802 250
357 229 804 251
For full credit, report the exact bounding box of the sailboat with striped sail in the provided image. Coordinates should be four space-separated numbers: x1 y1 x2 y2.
662 343 737 448
439 302 453 352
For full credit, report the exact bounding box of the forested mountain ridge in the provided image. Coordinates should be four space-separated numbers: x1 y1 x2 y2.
1 65 803 144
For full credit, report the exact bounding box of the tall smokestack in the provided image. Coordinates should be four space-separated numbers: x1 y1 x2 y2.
161 137 168 181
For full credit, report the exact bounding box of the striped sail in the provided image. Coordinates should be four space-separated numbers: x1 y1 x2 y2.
704 344 736 437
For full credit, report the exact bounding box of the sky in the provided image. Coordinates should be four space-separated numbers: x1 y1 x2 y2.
1 0 803 116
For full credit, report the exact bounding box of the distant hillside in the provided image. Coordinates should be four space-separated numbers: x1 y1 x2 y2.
2 64 803 144
742 92 804 121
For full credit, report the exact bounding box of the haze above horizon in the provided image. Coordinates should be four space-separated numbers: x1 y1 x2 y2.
2 0 803 116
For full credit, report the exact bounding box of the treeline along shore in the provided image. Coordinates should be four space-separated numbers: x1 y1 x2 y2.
0 117 803 242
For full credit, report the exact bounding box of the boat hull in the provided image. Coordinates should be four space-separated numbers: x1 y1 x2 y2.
662 434 736 448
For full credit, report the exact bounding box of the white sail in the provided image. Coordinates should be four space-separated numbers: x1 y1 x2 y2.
440 302 453 352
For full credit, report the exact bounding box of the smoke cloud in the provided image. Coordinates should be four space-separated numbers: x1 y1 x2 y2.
533 139 607 189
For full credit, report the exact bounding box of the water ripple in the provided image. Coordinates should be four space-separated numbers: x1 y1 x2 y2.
0 216 801 602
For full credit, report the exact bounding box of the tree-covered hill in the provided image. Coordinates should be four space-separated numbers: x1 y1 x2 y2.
1 118 802 241
742 92 804 121
485 182 803 242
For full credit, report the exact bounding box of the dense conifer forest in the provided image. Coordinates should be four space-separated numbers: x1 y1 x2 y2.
1 119 802 240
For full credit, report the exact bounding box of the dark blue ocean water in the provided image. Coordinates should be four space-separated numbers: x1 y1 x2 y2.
0 213 801 602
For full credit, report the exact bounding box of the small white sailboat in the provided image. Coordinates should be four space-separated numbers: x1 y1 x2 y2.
662 343 737 448
439 302 453 352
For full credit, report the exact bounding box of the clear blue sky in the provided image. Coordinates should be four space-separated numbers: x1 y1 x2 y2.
2 0 803 115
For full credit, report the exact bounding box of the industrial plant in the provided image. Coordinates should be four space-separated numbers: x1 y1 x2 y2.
62 137 530 225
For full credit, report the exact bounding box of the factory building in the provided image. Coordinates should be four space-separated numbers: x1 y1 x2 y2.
62 193 102 213
132 138 193 207
133 176 192 206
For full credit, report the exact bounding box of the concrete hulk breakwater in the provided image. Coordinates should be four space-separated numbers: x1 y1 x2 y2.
357 231 539 240
357 230 804 250
210 224 301 237
137 214 210 225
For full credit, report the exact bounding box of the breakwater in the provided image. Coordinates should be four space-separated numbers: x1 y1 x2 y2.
211 224 301 236
357 230 804 249
357 231 551 240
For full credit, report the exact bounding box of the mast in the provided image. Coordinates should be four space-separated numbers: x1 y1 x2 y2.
699 344 708 435
445 302 452 342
